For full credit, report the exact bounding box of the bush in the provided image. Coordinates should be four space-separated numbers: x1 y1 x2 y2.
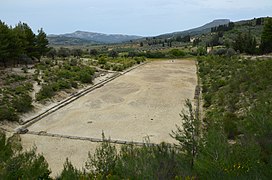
210 48 227 56
86 134 117 177
57 79 71 90
36 84 55 101
0 106 18 122
168 49 186 57
98 57 107 65
12 94 33 113
145 51 166 58
58 159 83 180
70 81 78 88
79 71 93 83
222 113 239 139
85 136 187 179
203 94 212 108
5 74 27 85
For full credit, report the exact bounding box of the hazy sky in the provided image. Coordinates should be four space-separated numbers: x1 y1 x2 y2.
0 0 271 36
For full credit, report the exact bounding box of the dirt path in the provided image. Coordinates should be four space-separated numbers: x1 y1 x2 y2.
21 59 197 176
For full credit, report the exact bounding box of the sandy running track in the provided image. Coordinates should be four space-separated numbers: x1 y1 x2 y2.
21 60 197 176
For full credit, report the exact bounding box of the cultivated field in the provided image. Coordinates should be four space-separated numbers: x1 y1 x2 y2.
21 59 197 176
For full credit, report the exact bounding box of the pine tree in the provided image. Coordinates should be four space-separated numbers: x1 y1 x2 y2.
0 21 11 67
260 18 272 54
36 28 49 60
170 99 200 170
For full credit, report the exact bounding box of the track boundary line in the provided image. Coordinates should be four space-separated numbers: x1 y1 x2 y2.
25 130 173 147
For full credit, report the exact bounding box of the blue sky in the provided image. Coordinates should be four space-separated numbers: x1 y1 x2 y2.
0 0 271 36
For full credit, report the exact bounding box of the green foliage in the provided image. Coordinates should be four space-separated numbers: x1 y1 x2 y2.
35 59 95 101
58 47 71 58
195 126 230 179
36 84 55 101
114 143 187 179
108 50 118 58
198 55 272 178
0 133 13 164
89 49 98 56
211 22 235 33
0 106 18 122
145 51 166 58
176 35 190 43
98 56 107 64
71 48 83 58
0 132 51 179
78 68 94 83
196 126 265 179
171 100 200 170
86 134 117 178
12 94 33 113
196 46 207 56
3 148 51 179
84 137 189 179
0 21 13 67
0 81 33 121
46 48 57 60
260 18 272 54
0 20 49 66
4 74 27 85
36 28 49 59
168 49 186 57
96 56 145 71
232 31 257 54
58 159 83 180
208 33 221 47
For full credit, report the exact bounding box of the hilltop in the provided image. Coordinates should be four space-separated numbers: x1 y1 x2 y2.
48 31 142 45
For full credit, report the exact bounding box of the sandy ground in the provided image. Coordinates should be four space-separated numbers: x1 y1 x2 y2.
21 60 197 176
20 134 99 177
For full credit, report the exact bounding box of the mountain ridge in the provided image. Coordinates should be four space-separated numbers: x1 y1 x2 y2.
48 19 231 45
157 19 230 38
48 31 142 44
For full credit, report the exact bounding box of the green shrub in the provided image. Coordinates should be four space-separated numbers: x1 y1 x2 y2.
12 94 33 113
0 106 18 122
57 79 71 90
98 57 107 64
168 49 186 57
5 74 27 85
58 159 83 180
36 84 55 101
70 81 78 88
222 113 239 139
203 94 212 108
79 71 93 83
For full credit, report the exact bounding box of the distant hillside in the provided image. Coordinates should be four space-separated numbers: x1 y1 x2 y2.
157 19 230 38
48 31 142 45
47 36 99 46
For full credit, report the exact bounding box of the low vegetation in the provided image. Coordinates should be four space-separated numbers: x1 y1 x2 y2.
0 132 51 179
35 58 95 101
0 74 33 121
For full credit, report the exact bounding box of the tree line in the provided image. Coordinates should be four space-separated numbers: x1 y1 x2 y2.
0 20 49 67
224 18 272 54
